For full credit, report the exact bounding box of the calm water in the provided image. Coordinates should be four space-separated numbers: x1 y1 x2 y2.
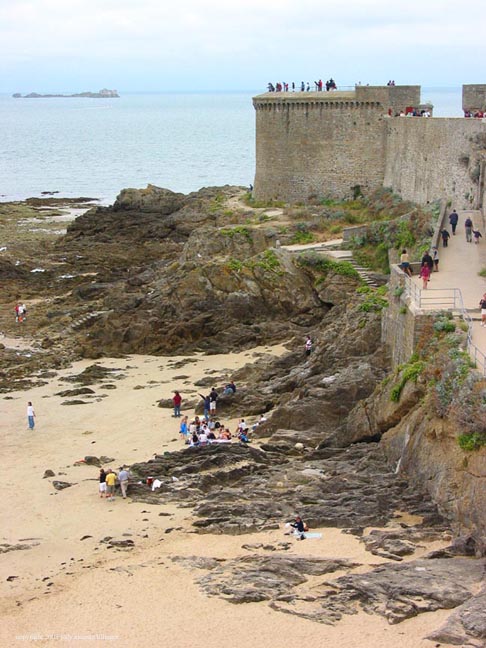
0 88 463 205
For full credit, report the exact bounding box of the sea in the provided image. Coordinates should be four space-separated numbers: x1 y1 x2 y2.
0 87 463 205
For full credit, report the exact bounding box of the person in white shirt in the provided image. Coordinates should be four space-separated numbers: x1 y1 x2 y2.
27 401 35 430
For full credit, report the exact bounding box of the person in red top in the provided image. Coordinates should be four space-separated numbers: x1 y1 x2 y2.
172 391 182 418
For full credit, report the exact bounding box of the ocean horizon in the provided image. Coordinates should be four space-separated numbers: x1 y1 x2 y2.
0 87 465 205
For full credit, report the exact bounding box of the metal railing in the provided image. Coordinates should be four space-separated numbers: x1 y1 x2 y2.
401 268 486 376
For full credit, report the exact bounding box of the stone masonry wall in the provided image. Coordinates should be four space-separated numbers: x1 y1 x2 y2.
463 84 486 112
253 98 387 202
383 266 434 367
384 118 486 209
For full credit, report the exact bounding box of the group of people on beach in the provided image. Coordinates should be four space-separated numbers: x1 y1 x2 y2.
15 302 27 323
267 79 337 93
99 467 130 501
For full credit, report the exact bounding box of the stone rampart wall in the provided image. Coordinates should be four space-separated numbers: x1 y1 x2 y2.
384 118 486 209
383 266 434 367
463 84 486 112
253 99 387 202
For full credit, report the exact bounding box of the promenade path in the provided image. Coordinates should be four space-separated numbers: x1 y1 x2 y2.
411 209 486 358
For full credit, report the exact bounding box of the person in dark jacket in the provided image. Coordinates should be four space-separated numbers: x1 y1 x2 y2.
441 229 451 247
449 209 459 234
421 251 434 274
198 394 210 420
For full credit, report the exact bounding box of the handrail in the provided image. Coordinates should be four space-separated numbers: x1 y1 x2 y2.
401 269 486 376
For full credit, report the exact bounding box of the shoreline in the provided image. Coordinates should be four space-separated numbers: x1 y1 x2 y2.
0 347 458 647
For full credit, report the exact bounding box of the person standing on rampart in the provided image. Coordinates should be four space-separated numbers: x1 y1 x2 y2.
465 216 473 243
449 209 459 235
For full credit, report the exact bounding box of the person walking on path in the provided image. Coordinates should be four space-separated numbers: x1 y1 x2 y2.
441 229 450 247
172 390 182 417
419 263 431 289
432 247 439 272
118 467 130 499
27 401 35 429
480 294 486 327
421 250 434 277
449 209 459 235
473 229 483 244
465 216 473 243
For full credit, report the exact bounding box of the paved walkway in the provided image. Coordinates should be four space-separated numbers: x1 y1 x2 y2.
412 208 486 355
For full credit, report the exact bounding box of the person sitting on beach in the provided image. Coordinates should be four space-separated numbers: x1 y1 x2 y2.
238 430 250 444
190 431 200 447
236 419 249 435
219 428 232 440
199 429 209 445
223 381 236 395
252 414 268 431
287 516 309 540
207 430 216 440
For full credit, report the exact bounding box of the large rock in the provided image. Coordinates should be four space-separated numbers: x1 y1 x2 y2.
113 185 185 214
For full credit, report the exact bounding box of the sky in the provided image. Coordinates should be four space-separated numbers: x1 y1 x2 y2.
1 0 486 92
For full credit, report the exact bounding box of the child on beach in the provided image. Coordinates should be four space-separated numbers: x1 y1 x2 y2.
419 263 431 289
473 229 482 244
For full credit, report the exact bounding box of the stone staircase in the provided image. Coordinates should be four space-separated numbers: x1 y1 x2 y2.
70 310 111 330
281 241 379 288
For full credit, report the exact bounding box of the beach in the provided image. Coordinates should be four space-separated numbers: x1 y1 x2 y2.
0 344 457 647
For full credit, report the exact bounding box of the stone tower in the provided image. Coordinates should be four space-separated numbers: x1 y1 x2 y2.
253 86 423 202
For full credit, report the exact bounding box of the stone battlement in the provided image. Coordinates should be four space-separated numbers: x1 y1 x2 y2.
253 84 486 211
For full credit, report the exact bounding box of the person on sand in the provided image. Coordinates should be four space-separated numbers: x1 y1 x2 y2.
289 515 309 540
172 390 182 417
179 415 189 442
118 467 130 499
27 401 35 430
105 469 116 501
199 394 210 421
209 387 218 414
479 293 486 327
99 468 107 498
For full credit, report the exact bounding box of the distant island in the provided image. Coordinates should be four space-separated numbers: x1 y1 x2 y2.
12 88 119 98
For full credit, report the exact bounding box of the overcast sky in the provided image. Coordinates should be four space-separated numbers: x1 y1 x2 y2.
1 0 485 92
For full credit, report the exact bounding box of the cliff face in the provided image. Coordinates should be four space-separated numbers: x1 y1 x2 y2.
347 373 486 555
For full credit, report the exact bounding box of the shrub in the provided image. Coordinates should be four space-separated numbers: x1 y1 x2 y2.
458 432 486 451
390 360 425 402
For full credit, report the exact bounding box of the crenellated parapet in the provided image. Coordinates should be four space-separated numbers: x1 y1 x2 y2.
253 83 486 211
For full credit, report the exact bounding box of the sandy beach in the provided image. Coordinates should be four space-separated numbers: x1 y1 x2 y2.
0 344 457 647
